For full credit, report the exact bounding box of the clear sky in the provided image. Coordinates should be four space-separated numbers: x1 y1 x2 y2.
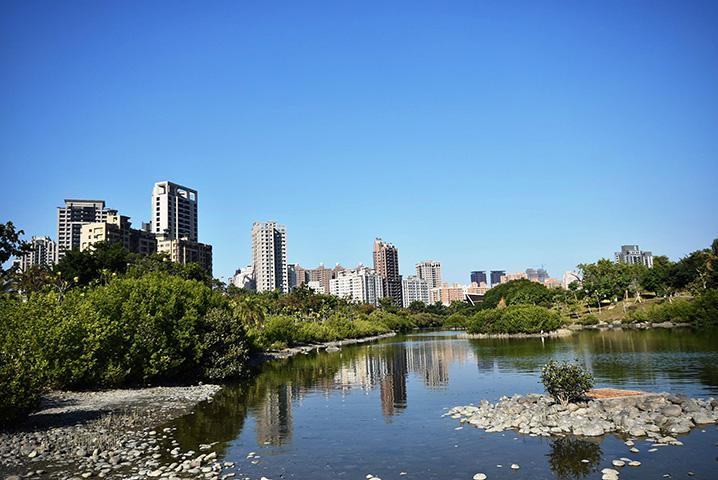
1 0 716 283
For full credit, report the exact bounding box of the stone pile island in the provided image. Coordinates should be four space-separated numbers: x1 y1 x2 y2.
447 391 718 479
446 391 717 438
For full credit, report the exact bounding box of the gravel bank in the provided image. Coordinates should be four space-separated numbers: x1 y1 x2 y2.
1 384 223 479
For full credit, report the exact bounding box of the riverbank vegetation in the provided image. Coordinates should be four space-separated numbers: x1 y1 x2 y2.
1 221 716 425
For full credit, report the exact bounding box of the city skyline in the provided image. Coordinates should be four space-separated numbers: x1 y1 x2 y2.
3 191 697 285
2 2 716 282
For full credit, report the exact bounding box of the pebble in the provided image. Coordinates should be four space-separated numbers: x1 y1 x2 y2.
510 464 519 470
612 460 625 467
473 474 487 480
628 461 641 467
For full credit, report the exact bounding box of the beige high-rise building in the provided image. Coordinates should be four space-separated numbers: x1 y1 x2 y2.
80 214 157 255
156 237 213 276
57 199 116 260
373 238 402 306
429 283 467 306
306 264 334 294
252 221 288 293
416 260 442 289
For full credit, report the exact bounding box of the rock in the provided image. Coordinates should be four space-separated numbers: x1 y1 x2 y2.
473 474 487 480
630 447 639 453
661 405 683 417
147 470 163 477
628 461 641 467
510 464 519 470
612 460 625 467
691 411 714 424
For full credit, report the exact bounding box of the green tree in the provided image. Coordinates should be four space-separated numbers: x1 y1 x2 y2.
482 279 556 309
640 255 674 296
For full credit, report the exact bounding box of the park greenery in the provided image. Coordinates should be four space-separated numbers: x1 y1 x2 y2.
0 220 716 425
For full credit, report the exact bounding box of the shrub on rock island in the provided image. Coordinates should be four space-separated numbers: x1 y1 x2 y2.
541 360 594 405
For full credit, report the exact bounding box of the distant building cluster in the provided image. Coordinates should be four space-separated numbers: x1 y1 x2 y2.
13 181 213 275
615 245 654 268
15 193 655 310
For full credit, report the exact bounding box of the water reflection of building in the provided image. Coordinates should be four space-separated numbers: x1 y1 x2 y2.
330 339 469 416
255 384 294 445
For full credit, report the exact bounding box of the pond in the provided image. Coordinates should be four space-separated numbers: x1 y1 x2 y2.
167 329 718 479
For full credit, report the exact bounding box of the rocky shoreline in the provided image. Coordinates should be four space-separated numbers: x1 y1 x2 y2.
569 320 693 330
461 328 573 339
446 392 718 439
0 385 229 480
1 332 396 479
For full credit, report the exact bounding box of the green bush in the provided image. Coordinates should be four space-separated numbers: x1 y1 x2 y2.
410 312 444 328
541 360 594 405
628 298 695 324
482 279 557 309
692 289 718 328
442 312 468 329
466 305 561 334
200 308 252 380
0 299 46 425
369 309 414 332
577 314 599 326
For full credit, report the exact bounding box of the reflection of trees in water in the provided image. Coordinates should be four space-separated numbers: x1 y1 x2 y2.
547 436 601 480
166 330 718 461
468 329 718 392
166 336 473 454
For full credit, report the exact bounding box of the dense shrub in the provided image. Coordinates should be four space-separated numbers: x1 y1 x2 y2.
466 305 562 334
0 299 46 425
442 312 469 329
200 308 252 380
410 312 444 328
577 314 599 326
692 289 718 328
369 309 414 332
541 360 594 405
482 279 557 309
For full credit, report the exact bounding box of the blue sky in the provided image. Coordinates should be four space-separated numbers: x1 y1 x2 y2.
1 0 716 283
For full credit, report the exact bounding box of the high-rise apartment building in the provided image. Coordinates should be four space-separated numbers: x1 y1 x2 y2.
402 275 430 307
157 237 212 276
14 236 57 272
416 260 442 288
490 270 505 286
57 199 116 260
470 271 487 285
374 238 402 306
80 214 157 255
151 181 198 241
307 264 334 294
231 265 256 290
330 267 384 305
288 264 308 290
615 245 654 268
429 283 466 306
252 221 288 293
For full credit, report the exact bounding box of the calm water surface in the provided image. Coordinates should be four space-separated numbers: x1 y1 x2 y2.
167 329 718 479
